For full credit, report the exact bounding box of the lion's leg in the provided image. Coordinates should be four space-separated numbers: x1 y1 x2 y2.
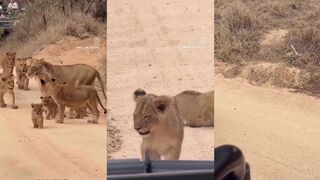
53 107 58 118
0 93 6 107
38 118 43 128
140 143 160 160
32 118 38 128
57 104 65 123
46 109 51 120
24 77 29 90
9 91 17 109
87 103 99 124
69 108 75 119
164 146 181 160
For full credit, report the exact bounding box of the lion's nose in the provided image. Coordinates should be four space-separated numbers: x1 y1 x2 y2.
134 126 141 131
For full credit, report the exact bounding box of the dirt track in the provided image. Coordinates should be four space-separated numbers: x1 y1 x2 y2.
0 37 106 180
107 0 214 160
215 74 320 180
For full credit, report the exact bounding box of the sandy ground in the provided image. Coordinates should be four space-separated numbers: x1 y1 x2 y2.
215 74 320 180
107 0 214 160
0 37 106 180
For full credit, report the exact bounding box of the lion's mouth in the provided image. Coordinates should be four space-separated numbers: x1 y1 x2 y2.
138 130 150 136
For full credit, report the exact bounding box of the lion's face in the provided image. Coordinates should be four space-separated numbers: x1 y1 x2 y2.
40 96 54 106
16 58 29 74
133 97 159 137
31 103 43 115
5 52 16 67
27 58 43 77
1 75 14 90
133 89 171 137
39 76 66 91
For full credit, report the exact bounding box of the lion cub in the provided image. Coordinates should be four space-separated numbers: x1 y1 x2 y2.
16 57 30 90
31 103 44 128
0 73 18 109
40 96 58 120
133 89 184 160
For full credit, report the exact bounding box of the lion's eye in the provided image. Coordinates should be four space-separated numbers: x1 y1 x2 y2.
143 115 151 120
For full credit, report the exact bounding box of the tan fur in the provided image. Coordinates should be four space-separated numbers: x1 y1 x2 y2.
0 73 17 109
133 89 184 160
174 90 214 127
16 57 30 90
31 103 44 128
40 96 58 120
0 52 16 76
26 58 107 101
69 106 87 119
39 76 107 124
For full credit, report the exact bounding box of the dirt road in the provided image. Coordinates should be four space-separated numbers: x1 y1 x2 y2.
215 74 320 180
0 37 106 180
107 0 214 160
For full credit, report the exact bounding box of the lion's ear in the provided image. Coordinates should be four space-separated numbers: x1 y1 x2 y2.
133 89 146 102
153 96 171 113
40 96 43 99
1 77 6 82
31 103 35 108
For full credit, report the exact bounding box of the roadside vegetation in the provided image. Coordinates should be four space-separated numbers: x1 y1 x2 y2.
0 0 106 57
215 0 320 96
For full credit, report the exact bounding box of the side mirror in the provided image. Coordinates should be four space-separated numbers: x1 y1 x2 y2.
214 145 250 180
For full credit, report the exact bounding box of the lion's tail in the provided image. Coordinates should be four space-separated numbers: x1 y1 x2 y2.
97 93 107 114
95 70 107 101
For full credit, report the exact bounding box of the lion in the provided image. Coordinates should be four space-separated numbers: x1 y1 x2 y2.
0 52 16 76
0 73 18 109
70 106 88 119
174 90 214 127
40 96 58 120
26 58 107 101
16 57 30 90
31 103 44 128
133 89 184 160
39 76 107 124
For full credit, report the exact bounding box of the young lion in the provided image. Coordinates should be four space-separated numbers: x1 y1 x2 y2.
174 90 214 127
39 76 107 124
31 103 44 128
0 73 17 109
16 57 30 90
133 89 184 160
40 96 58 120
0 52 16 76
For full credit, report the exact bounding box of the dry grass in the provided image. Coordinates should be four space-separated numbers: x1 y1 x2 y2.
0 3 104 57
216 0 320 96
215 0 262 64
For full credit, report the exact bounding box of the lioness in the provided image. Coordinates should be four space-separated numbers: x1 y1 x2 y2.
40 96 58 120
16 57 30 90
27 58 107 100
0 73 17 109
0 52 16 76
39 76 107 124
31 103 44 128
174 90 214 127
133 89 184 160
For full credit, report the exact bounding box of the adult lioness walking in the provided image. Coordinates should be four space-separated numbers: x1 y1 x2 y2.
40 76 107 124
27 58 107 100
